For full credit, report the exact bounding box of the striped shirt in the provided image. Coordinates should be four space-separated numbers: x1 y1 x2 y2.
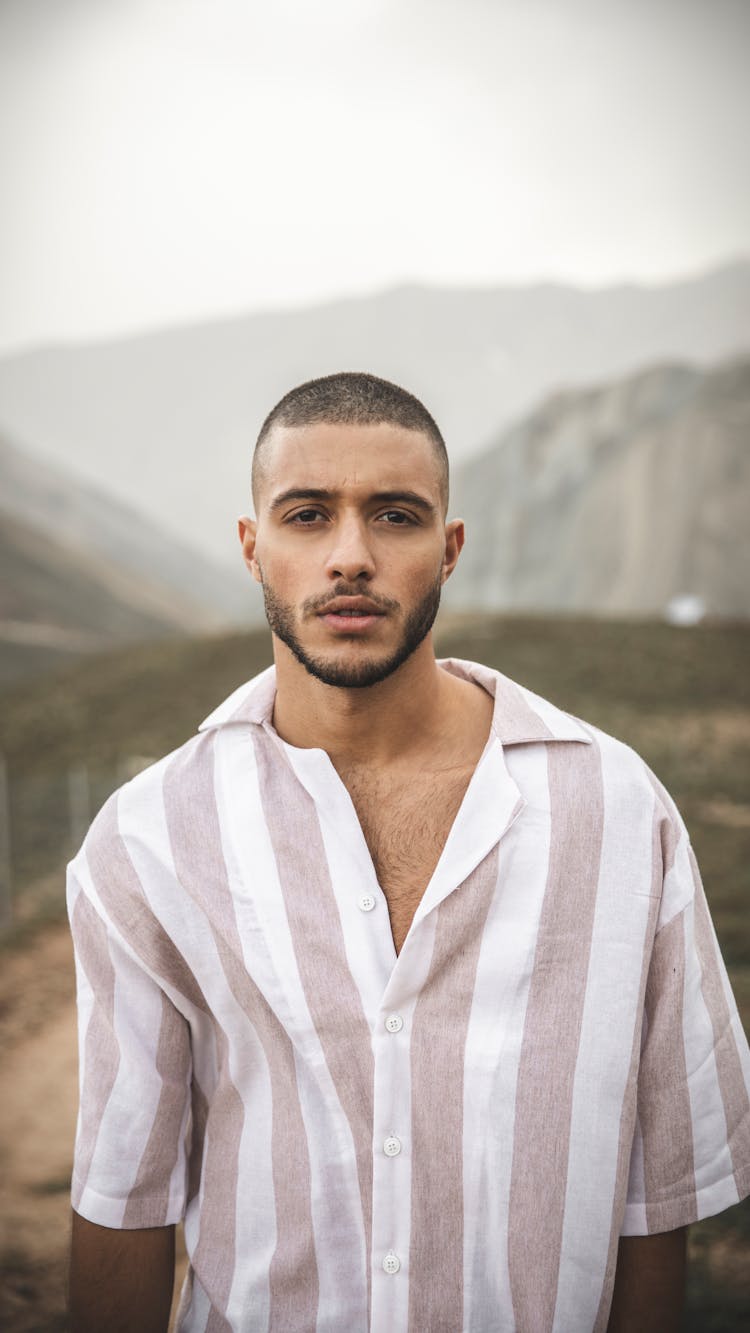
67 658 750 1332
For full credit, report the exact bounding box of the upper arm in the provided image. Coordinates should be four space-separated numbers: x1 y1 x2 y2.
607 1228 687 1333
70 1210 176 1333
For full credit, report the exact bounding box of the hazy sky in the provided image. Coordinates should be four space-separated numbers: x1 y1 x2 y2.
1 0 748 353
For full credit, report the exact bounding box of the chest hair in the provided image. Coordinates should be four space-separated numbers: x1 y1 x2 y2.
340 764 474 952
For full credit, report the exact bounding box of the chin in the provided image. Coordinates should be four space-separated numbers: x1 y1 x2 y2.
293 639 425 690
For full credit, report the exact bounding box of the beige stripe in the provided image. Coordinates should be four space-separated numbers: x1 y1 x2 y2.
408 845 500 1332
507 739 605 1332
492 677 556 744
691 850 750 1193
70 889 121 1207
592 802 663 1331
122 990 191 1226
205 1303 233 1333
86 793 209 1015
640 911 697 1231
165 734 319 1331
252 728 375 1305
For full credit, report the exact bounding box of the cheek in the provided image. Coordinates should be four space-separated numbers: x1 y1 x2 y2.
402 546 446 589
255 549 307 592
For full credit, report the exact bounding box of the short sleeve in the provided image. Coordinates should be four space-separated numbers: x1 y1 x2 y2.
622 811 750 1235
68 853 193 1229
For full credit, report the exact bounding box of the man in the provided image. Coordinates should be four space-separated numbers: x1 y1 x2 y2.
68 372 750 1332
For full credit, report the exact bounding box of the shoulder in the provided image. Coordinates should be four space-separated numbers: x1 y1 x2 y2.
75 679 266 888
462 654 687 845
452 655 665 798
78 667 276 860
92 731 210 834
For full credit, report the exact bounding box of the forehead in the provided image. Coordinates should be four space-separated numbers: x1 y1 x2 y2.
258 420 443 503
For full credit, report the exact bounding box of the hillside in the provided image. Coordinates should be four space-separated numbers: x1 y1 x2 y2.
447 357 750 617
0 431 258 681
0 510 193 685
0 262 747 572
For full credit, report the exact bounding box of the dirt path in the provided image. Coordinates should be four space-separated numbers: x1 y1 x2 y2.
0 921 187 1331
0 924 78 1329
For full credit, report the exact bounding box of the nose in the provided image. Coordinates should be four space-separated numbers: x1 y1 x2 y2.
324 515 376 582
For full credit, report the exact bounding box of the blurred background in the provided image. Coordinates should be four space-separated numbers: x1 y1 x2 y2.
0 1 748 1328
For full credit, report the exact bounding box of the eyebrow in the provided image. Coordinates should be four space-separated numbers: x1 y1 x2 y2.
268 487 438 515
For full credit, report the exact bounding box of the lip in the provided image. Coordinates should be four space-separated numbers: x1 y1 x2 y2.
316 597 386 634
316 597 385 615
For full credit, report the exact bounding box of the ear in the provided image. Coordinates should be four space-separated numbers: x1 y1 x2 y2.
441 518 465 583
238 516 263 583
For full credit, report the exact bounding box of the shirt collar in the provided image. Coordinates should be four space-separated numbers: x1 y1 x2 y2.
198 658 591 747
438 657 592 745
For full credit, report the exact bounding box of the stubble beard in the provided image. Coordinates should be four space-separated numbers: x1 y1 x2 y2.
259 573 443 689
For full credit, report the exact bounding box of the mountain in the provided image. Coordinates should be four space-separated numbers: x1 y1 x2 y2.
0 262 747 571
445 357 750 618
0 433 258 683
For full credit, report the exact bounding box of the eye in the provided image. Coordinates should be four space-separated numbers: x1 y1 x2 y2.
287 507 326 524
378 510 415 525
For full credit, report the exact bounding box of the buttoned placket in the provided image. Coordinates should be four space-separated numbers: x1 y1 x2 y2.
271 716 524 1331
369 988 414 1327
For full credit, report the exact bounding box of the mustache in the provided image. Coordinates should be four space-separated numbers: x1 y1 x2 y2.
302 584 400 615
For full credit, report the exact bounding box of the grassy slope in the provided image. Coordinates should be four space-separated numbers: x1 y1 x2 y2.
1 613 748 1323
0 512 186 646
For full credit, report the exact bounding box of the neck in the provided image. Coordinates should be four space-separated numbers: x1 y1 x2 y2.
271 635 457 767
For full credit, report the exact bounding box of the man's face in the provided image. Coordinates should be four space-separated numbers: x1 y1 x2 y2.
240 421 463 689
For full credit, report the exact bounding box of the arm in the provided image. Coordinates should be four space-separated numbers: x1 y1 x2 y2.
69 1210 175 1333
606 1227 687 1333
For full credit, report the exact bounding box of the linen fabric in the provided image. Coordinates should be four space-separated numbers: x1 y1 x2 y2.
67 659 750 1332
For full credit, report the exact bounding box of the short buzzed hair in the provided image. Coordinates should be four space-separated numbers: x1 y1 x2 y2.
252 371 449 512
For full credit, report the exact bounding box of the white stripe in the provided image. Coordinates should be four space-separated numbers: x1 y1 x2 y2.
695 1171 741 1218
657 827 694 929
290 1045 369 1332
176 1271 213 1332
462 741 552 1332
553 736 656 1329
369 1013 419 1328
371 909 439 1331
81 930 166 1223
222 1030 275 1332
67 870 93 1110
212 725 317 1038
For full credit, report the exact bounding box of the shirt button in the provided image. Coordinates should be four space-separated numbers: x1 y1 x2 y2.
382 1251 401 1275
383 1135 401 1157
358 893 376 912
385 1013 403 1034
